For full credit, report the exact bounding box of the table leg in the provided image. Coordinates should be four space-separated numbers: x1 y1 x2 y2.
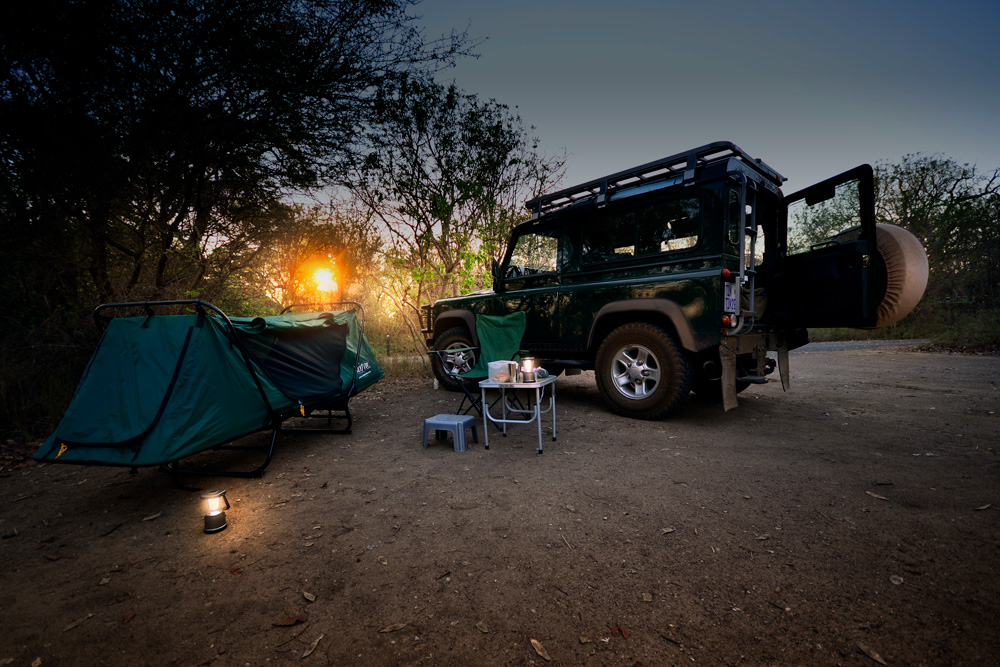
536 386 543 454
482 386 490 450
551 382 557 441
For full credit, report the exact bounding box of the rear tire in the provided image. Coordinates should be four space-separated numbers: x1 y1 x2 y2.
431 327 477 392
595 323 692 420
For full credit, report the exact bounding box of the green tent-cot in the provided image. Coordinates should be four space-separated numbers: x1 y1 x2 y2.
33 301 384 476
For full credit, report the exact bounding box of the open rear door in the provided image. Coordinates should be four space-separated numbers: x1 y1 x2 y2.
772 164 878 328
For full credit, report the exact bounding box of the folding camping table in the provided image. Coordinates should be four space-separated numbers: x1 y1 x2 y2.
479 375 557 454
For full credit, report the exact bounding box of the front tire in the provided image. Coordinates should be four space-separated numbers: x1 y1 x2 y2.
431 327 477 392
595 323 692 420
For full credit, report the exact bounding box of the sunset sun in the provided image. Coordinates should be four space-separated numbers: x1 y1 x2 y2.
313 268 337 293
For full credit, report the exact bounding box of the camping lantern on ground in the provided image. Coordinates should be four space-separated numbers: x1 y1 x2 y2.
201 489 230 533
520 357 537 383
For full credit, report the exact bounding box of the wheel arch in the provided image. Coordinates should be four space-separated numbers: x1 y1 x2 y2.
433 309 478 347
587 299 700 354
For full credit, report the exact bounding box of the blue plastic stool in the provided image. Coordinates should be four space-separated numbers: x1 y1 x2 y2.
422 414 479 452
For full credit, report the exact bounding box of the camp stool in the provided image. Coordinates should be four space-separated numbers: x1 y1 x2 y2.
422 414 479 452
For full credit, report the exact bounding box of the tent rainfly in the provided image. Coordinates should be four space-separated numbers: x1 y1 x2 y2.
33 301 383 476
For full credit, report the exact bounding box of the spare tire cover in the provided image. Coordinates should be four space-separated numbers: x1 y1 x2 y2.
873 223 928 327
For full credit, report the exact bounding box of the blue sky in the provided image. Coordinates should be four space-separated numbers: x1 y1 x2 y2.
415 0 1000 192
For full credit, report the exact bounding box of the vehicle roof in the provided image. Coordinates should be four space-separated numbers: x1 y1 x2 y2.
524 141 785 221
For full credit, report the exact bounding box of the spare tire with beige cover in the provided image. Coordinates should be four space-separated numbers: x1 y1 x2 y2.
871 223 928 326
836 223 929 326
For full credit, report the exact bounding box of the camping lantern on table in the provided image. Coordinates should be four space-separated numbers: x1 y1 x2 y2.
520 357 537 383
201 489 230 533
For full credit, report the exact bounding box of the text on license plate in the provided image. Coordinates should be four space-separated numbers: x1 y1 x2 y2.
724 283 738 313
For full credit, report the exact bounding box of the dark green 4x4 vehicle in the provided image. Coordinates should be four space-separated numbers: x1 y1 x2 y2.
423 141 927 419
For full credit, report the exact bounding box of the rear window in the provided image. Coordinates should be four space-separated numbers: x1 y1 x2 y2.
582 196 700 265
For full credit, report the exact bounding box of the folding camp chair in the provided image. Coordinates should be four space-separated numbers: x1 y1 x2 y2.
429 312 526 421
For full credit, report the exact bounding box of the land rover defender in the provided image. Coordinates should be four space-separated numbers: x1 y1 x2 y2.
422 141 928 419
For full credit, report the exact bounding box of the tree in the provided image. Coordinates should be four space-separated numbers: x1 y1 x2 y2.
252 203 382 308
0 0 472 439
0 0 471 303
874 155 1000 309
344 77 564 343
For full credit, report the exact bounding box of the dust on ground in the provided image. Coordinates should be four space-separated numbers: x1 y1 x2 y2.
1 343 998 666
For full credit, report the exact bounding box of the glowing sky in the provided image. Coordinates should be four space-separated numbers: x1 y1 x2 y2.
415 0 1000 193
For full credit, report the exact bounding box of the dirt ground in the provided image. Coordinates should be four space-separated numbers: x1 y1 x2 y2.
1 342 998 667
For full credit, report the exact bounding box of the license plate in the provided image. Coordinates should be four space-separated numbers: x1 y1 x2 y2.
724 283 738 313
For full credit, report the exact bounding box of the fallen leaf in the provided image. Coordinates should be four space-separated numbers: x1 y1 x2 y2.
379 623 406 633
303 591 316 602
475 621 489 634
45 554 60 561
230 567 243 575
99 577 110 586
301 634 323 658
611 626 620 637
530 638 552 662
661 527 675 534
865 491 889 501
63 612 94 632
857 640 888 665
31 659 41 667
377 556 387 566
142 512 162 521
621 626 630 639
273 614 308 627
579 636 591 644
122 613 135 624
974 504 991 511
890 575 904 585
1 658 14 666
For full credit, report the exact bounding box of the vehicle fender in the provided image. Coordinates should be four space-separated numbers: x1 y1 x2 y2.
434 309 478 346
589 299 701 352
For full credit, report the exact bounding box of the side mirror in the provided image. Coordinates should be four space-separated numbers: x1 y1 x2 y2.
491 260 505 293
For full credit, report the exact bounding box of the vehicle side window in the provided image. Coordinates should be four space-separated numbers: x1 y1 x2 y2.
506 230 559 277
582 213 635 263
581 195 700 265
637 197 700 253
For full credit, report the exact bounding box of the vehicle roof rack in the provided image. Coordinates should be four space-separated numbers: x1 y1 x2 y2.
525 141 785 219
